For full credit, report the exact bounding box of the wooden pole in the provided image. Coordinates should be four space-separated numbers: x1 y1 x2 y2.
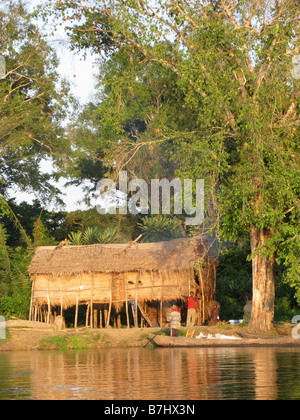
47 279 50 324
160 300 163 328
117 313 121 328
99 305 103 328
90 273 94 328
93 307 98 329
60 279 63 317
85 303 90 327
160 272 164 327
29 275 36 321
104 305 108 326
199 268 205 325
74 294 79 328
124 274 130 328
106 275 113 328
29 299 33 321
134 272 139 328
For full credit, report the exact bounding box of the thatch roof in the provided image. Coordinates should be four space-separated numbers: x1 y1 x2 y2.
28 236 214 276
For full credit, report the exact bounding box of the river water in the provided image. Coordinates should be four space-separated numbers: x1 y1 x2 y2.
0 347 300 400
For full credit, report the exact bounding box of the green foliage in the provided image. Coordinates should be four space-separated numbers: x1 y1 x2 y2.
276 208 300 305
82 226 100 245
0 246 31 319
274 297 299 323
97 226 122 244
0 223 12 296
216 244 252 320
0 198 32 247
63 209 136 243
0 200 33 319
63 101 110 198
68 225 122 245
68 231 83 245
0 292 31 319
0 199 67 246
137 216 183 242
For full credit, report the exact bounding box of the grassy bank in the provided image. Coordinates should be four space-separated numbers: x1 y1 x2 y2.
39 331 110 350
0 322 297 352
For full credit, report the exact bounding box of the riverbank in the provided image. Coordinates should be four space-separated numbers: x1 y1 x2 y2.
0 320 299 351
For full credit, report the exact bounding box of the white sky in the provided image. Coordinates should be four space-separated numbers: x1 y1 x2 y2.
11 0 99 212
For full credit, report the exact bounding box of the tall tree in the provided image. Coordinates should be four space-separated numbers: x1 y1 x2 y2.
0 0 73 308
52 0 300 333
0 0 72 202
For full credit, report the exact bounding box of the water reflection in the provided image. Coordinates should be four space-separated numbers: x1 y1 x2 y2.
1 347 300 400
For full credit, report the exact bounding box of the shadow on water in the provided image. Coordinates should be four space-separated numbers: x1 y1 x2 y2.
0 347 300 400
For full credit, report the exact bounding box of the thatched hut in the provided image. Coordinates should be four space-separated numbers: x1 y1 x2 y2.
28 236 218 328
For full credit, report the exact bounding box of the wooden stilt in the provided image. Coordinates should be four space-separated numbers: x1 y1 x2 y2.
29 275 35 321
90 302 93 328
104 305 108 326
134 272 139 328
160 271 164 327
74 295 79 328
90 274 94 328
160 300 163 327
117 313 121 328
124 274 130 328
93 307 98 329
106 275 113 328
85 303 90 327
60 279 63 317
29 301 33 321
99 305 103 328
106 298 112 328
47 279 50 324
199 269 205 325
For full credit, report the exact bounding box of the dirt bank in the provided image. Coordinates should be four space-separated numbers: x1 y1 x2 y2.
0 320 299 351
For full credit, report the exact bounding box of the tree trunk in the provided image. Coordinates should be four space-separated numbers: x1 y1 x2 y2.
248 227 275 334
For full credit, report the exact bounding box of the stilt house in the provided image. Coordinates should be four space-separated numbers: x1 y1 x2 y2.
28 236 218 328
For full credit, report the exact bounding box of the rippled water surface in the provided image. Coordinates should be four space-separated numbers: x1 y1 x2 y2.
1 347 300 400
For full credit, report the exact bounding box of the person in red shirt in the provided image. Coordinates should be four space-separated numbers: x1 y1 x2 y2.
181 291 198 327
